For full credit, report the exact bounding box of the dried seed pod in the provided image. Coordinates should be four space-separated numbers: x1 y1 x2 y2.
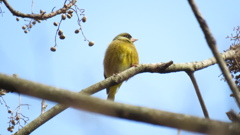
8 110 12 113
24 30 28 34
37 20 41 23
67 14 72 19
32 21 36 25
88 41 94 46
22 26 26 30
58 30 63 35
62 14 66 20
50 47 56 52
59 35 66 40
11 120 16 125
16 115 20 120
68 10 73 14
64 4 68 8
75 29 80 34
82 16 87 22
53 22 58 26
7 127 12 131
16 18 20 21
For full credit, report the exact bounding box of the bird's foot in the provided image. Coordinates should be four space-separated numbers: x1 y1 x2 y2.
131 64 138 67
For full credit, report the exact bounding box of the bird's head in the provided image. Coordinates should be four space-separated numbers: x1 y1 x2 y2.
113 33 138 43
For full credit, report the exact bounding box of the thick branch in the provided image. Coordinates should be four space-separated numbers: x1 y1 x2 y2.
2 0 77 20
13 61 172 135
188 0 240 108
0 74 238 135
164 49 235 72
13 49 237 134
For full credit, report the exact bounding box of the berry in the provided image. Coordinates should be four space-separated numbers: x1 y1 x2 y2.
50 47 56 52
82 16 87 22
88 41 94 46
75 29 80 34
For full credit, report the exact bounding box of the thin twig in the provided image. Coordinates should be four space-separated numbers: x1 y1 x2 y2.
178 129 181 135
2 0 77 20
1 96 10 110
41 99 47 114
54 19 63 47
31 0 34 14
18 93 21 113
188 0 240 108
186 71 209 119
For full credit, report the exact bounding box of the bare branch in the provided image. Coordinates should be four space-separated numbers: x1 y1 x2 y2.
0 73 238 135
2 0 77 20
164 49 235 73
12 49 239 134
186 72 209 119
188 0 240 108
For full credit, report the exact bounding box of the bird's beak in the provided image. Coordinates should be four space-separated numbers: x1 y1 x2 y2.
131 38 138 42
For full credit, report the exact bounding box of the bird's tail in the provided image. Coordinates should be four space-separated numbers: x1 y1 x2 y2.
107 83 122 101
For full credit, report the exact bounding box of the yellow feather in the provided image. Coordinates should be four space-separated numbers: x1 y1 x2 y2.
107 83 122 100
104 33 139 101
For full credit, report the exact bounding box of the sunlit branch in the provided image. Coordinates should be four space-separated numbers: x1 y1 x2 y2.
11 48 238 135
2 0 77 20
0 74 238 135
188 0 240 108
186 71 209 119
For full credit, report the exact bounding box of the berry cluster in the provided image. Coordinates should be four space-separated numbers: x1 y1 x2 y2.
17 17 41 34
7 109 29 133
15 4 94 52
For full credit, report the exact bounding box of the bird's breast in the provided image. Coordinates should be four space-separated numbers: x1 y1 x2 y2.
104 41 138 77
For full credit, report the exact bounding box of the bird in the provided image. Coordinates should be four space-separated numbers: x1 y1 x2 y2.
103 33 139 101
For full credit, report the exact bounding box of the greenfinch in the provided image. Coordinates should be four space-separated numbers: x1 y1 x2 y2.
104 33 139 100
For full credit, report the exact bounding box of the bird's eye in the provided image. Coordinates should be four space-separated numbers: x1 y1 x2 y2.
124 35 131 39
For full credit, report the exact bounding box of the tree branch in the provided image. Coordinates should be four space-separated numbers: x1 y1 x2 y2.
11 49 238 134
186 71 209 119
188 0 240 108
2 0 77 20
0 73 238 135
12 61 170 135
164 49 235 72
226 110 240 123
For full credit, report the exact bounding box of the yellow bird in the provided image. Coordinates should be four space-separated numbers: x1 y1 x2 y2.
104 33 139 100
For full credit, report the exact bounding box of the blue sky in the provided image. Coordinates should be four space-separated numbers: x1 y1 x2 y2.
1 0 240 135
